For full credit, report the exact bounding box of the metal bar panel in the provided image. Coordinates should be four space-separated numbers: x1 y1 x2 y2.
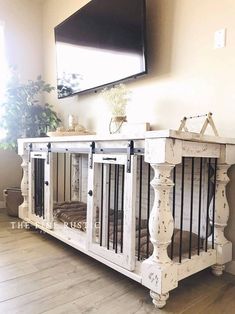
179 157 185 263
64 154 66 202
34 159 38 215
115 165 119 253
69 154 72 201
189 157 194 259
107 164 111 250
212 158 217 249
41 159 45 218
120 165 125 253
113 165 117 250
197 158 203 255
56 153 59 203
205 158 211 252
137 156 143 261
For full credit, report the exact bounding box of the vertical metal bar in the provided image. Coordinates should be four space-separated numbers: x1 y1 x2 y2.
100 163 104 246
179 157 185 263
41 160 44 217
115 164 119 253
120 165 124 253
36 159 44 218
37 159 41 216
38 159 41 216
69 154 72 201
34 159 38 215
64 154 66 202
40 159 43 218
146 163 151 258
107 164 111 250
212 158 217 249
205 158 211 252
138 155 143 261
113 165 117 250
38 159 41 217
41 159 45 219
56 153 59 203
189 157 194 259
37 159 40 216
198 158 203 255
170 166 176 260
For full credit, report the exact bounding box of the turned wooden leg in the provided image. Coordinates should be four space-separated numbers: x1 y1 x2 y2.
211 264 225 276
150 291 169 309
211 163 232 275
142 163 178 309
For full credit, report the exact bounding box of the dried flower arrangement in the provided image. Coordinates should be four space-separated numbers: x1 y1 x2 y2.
101 83 131 117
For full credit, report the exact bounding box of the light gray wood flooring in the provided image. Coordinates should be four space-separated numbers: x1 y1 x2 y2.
0 209 235 314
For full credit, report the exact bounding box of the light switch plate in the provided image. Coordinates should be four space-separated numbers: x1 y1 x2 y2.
214 28 226 49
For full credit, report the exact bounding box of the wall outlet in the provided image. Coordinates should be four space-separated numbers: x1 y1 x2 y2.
214 28 226 49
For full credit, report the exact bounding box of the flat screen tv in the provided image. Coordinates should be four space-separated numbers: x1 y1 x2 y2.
54 0 147 98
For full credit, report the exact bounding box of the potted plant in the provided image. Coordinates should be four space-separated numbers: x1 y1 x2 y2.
0 74 61 150
101 83 131 134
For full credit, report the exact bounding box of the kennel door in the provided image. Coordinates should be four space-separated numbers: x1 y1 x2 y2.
87 154 137 271
28 151 53 229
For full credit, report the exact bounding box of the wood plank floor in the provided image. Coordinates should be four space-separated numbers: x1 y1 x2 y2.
0 209 235 314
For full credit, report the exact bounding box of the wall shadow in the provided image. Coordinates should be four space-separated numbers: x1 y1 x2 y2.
146 0 176 79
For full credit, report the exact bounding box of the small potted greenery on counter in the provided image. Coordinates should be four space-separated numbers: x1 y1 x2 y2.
0 74 61 150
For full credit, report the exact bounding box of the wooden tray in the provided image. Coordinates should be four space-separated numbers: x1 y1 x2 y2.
47 131 96 137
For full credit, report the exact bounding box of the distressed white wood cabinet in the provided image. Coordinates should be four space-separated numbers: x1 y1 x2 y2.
18 130 235 309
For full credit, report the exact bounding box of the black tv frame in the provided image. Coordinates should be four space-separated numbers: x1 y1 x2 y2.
54 0 148 98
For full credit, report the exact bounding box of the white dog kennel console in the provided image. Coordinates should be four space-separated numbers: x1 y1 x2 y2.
18 130 235 309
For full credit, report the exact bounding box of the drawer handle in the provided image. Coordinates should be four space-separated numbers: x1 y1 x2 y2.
102 157 117 161
88 190 93 197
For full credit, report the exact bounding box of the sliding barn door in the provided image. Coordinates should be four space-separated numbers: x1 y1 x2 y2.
28 152 53 229
87 154 137 271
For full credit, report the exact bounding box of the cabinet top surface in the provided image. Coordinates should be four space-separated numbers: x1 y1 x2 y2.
17 129 235 145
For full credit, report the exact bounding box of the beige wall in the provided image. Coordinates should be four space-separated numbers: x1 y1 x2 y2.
41 0 235 261
0 0 44 201
0 0 43 80
42 0 235 135
41 0 91 128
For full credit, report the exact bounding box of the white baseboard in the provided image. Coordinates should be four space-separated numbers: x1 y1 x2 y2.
0 201 6 208
225 261 235 275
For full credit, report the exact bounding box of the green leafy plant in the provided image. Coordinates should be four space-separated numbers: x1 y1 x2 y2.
0 75 61 150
